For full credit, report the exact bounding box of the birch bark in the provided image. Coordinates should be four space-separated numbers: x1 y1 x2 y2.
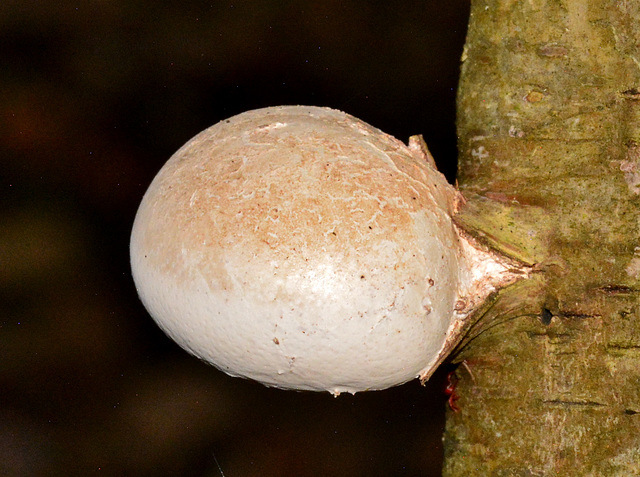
445 0 640 474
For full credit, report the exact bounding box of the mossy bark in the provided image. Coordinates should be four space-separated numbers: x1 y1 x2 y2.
445 0 640 474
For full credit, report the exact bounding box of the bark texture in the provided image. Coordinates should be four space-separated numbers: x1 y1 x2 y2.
445 0 640 474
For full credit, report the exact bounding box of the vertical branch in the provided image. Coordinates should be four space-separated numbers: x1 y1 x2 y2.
446 0 640 474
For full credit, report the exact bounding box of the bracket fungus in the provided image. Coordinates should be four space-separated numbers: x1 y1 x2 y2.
130 105 526 396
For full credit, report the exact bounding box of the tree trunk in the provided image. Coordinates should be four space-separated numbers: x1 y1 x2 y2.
445 0 640 474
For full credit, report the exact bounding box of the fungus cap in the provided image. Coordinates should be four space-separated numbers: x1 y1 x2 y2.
130 105 520 395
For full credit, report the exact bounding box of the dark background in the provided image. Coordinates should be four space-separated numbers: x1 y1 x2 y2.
1 1 469 475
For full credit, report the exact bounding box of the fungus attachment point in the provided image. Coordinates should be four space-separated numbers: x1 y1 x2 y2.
130 106 525 395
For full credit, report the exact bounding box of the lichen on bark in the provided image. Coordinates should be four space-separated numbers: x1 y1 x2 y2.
445 0 640 474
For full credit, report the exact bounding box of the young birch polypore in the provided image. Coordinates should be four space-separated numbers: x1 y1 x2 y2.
130 106 524 396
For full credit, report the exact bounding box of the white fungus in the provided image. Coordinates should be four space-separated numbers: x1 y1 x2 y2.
130 106 524 395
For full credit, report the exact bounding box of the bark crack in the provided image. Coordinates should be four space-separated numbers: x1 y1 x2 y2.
541 399 606 408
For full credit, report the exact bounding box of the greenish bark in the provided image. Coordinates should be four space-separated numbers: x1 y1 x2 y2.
445 0 640 474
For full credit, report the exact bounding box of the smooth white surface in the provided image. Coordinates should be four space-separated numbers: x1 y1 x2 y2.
130 106 465 394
